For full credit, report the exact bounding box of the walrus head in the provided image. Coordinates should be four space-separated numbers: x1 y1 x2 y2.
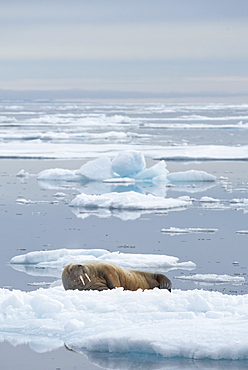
62 264 92 291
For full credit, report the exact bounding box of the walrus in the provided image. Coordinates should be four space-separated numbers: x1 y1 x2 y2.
62 261 171 292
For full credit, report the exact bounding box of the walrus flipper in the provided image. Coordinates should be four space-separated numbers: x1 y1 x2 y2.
157 274 172 292
106 280 116 290
103 273 118 290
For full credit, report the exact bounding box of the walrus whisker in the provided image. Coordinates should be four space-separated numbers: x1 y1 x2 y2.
79 275 85 286
85 273 91 282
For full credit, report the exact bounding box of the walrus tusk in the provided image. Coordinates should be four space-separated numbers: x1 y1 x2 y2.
79 275 85 286
85 273 91 282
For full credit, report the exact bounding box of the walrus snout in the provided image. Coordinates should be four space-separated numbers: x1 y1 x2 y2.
72 264 91 286
62 264 92 290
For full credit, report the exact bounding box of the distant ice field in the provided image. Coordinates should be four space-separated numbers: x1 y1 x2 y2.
1 102 248 159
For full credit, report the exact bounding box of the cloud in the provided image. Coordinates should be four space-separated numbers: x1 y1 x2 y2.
1 21 248 61
1 0 248 101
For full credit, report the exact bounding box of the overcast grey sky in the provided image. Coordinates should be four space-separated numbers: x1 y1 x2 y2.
1 0 248 101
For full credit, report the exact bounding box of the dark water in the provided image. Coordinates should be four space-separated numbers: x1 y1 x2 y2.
1 158 248 369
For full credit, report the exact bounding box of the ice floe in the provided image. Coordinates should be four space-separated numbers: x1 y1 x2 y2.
15 198 59 205
174 274 245 285
70 191 192 211
37 150 216 187
10 248 196 275
0 287 248 360
37 168 81 182
167 170 216 182
37 151 169 184
16 169 30 178
1 141 248 161
161 227 218 235
236 230 248 235
154 145 248 161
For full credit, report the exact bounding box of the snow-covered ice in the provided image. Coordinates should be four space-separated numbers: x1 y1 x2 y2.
10 248 196 273
1 141 248 160
174 274 245 285
37 168 81 182
161 227 218 235
0 286 248 360
15 198 59 205
1 102 248 161
167 170 216 182
70 191 192 211
16 169 30 178
7 248 246 362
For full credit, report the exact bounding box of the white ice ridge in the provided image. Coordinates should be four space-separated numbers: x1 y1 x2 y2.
0 287 248 360
1 141 248 160
37 150 216 183
161 227 218 235
10 248 196 271
70 191 192 211
174 274 245 285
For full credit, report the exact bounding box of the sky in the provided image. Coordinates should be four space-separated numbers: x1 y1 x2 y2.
1 0 248 102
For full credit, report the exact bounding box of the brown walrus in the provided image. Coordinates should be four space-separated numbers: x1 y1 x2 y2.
62 261 172 292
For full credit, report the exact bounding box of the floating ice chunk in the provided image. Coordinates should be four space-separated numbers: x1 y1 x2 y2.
199 196 220 202
70 191 192 210
36 151 216 186
16 198 35 205
10 248 109 265
16 169 30 178
174 274 245 285
134 160 168 182
0 115 17 123
10 248 196 272
236 230 248 234
75 157 112 181
167 170 216 182
37 168 80 182
111 151 146 177
161 227 218 235
230 198 248 207
15 198 59 205
53 192 69 198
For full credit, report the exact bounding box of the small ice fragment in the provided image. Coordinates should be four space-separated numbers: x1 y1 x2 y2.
167 170 216 182
236 230 248 235
16 169 30 178
161 227 218 235
174 273 245 284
